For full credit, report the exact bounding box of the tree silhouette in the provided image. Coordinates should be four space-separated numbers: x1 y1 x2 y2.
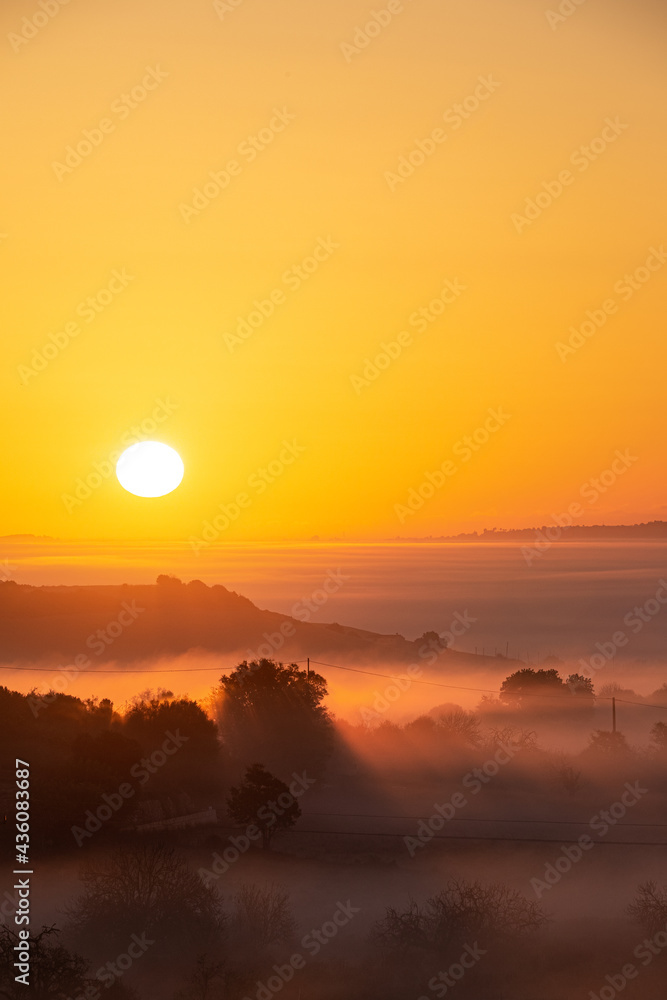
227 763 301 849
500 668 565 707
68 844 222 948
232 882 296 949
649 721 667 755
0 925 138 1000
585 729 631 756
628 881 667 935
373 878 546 959
566 673 595 698
216 659 333 775
0 925 88 1000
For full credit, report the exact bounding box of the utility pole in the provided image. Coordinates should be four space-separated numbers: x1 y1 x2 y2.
307 657 310 679
612 697 617 733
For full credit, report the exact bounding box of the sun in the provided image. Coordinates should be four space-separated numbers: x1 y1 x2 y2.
116 441 184 498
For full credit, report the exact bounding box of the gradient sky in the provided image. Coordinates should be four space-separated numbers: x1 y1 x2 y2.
3 0 666 543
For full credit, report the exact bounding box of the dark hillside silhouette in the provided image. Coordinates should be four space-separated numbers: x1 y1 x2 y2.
0 576 521 668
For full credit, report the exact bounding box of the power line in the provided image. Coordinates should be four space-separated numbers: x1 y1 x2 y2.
255 827 667 847
309 660 499 696
1 654 666 713
309 661 667 711
302 813 667 830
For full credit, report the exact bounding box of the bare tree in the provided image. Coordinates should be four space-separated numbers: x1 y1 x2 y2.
436 708 483 747
628 881 667 935
174 954 231 1000
68 843 222 945
232 882 296 950
374 879 546 959
0 925 88 1000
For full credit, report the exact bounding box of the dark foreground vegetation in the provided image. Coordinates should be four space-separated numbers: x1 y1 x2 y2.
1 659 667 998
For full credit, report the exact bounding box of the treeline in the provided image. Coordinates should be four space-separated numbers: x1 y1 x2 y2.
0 659 334 846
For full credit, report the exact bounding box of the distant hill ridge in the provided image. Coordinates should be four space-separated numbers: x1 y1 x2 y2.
0 576 512 669
395 520 667 541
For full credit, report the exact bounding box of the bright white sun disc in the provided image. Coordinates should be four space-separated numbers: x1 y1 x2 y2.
116 441 184 498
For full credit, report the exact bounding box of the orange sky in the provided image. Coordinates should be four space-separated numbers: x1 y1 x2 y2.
3 0 666 543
